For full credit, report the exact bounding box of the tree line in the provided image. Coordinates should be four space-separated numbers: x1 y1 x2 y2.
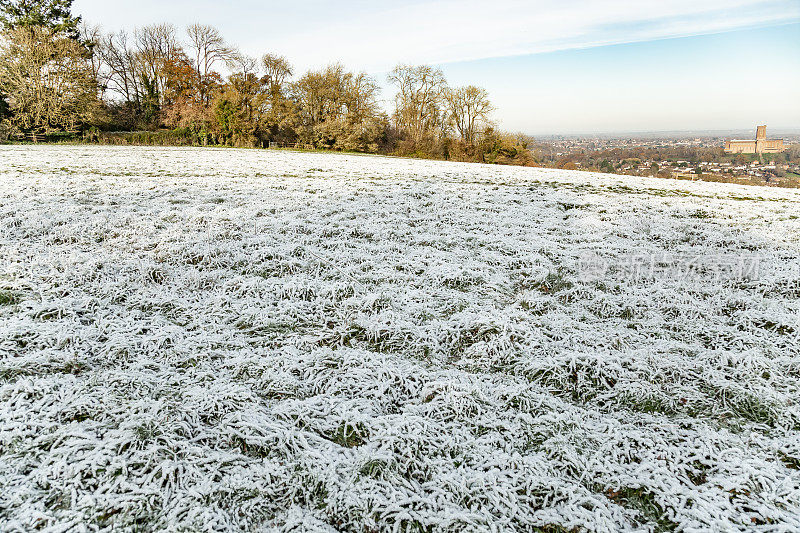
0 0 535 165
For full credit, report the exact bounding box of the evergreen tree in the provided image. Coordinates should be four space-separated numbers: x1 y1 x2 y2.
0 0 81 38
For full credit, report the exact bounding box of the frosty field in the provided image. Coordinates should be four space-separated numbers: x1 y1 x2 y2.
1 145 799 532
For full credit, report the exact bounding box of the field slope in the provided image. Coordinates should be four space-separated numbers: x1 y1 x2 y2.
1 145 799 532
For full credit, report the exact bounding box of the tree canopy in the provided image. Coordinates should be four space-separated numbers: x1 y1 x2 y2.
0 0 81 37
0 25 99 134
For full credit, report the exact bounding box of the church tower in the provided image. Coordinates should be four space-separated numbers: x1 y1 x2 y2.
756 125 767 154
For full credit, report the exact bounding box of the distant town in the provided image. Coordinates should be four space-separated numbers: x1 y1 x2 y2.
532 127 800 187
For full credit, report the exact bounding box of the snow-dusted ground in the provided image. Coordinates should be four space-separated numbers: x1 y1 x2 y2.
1 145 799 532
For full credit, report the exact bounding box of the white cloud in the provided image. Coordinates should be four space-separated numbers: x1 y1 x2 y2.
262 0 799 70
76 0 798 72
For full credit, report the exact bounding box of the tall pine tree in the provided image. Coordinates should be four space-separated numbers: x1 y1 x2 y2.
0 0 81 38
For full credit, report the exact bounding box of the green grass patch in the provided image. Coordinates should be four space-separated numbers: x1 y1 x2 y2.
619 393 677 415
536 270 574 294
324 422 368 448
0 290 20 306
605 487 678 532
779 451 799 470
728 392 781 427
358 459 389 479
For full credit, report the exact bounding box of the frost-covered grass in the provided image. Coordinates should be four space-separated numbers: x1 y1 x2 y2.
1 145 799 532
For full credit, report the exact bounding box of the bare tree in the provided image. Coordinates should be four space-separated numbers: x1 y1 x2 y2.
232 54 258 77
261 53 292 95
290 64 384 149
345 72 380 126
0 25 99 135
292 65 339 127
79 22 103 97
94 24 187 126
186 23 236 105
388 64 447 145
97 30 139 106
444 85 493 145
136 23 181 105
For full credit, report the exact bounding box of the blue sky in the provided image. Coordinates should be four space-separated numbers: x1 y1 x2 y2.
439 24 800 133
74 0 800 134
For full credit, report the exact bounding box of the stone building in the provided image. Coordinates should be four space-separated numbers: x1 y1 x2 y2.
724 126 785 154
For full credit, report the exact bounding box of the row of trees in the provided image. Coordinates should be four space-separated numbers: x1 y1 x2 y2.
0 0 535 164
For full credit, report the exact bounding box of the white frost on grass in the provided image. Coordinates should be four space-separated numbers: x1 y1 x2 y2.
0 145 799 532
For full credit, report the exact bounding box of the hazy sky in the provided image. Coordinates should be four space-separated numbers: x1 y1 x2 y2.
74 0 800 134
